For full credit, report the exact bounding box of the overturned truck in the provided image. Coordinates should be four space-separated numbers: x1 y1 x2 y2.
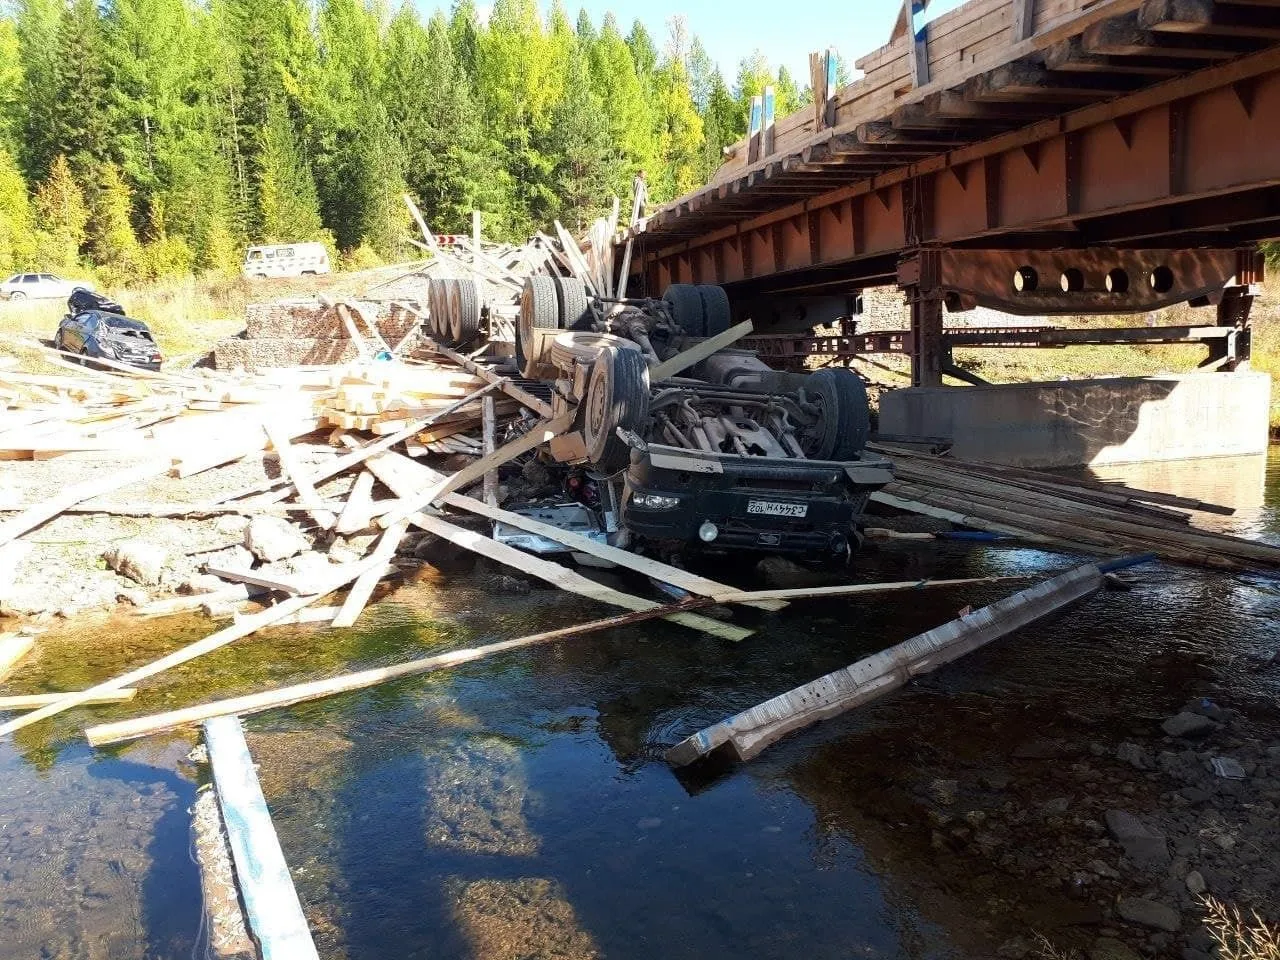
429 274 893 560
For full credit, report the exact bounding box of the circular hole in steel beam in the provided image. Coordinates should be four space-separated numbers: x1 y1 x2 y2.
1013 266 1038 293
1149 266 1175 294
1060 268 1085 293
1106 268 1130 294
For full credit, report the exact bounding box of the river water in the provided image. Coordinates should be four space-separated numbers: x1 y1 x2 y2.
2 453 1278 959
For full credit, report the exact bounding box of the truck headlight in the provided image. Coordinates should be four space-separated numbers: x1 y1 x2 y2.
632 493 681 510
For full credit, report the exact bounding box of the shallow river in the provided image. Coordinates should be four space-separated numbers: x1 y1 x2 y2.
2 453 1279 959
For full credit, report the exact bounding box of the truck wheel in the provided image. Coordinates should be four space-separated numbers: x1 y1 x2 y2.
663 284 705 336
581 345 650 475
697 285 732 336
450 278 482 344
800 369 871 460
429 278 456 343
548 331 638 374
517 276 562 378
553 275 592 330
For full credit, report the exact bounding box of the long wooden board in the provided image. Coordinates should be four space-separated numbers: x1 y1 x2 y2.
665 562 1105 767
205 717 320 960
0 690 137 710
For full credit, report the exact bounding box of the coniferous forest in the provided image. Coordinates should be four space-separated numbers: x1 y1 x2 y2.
0 0 821 282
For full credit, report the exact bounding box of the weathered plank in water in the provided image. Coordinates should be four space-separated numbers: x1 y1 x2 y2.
84 576 1029 746
0 689 136 710
665 562 1105 767
0 553 391 737
204 717 319 960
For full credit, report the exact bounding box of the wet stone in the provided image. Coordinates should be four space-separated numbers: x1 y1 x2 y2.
1089 937 1143 960
1161 712 1218 739
928 778 959 806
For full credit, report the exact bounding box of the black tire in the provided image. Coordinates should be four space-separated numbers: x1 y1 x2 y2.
517 276 562 378
663 283 705 336
580 346 650 475
552 275 592 330
697 285 731 336
799 369 871 460
450 278 482 344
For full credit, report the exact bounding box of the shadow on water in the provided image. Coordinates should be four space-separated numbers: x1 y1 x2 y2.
86 755 201 958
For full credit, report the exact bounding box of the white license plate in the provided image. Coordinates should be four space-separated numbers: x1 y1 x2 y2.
747 500 808 518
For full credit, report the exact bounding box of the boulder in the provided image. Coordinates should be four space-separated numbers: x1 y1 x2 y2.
1161 712 1217 738
1116 897 1181 932
1105 809 1171 867
1116 742 1150 770
244 517 310 563
104 539 169 587
1185 870 1207 895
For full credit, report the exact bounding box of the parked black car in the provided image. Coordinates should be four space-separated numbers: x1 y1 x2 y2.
55 309 162 370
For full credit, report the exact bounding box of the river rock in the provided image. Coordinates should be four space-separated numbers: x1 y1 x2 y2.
1185 870 1207 894
1116 897 1181 932
244 517 310 562
103 539 169 586
1161 712 1217 738
1089 937 1143 960
1116 742 1151 770
1105 810 1170 867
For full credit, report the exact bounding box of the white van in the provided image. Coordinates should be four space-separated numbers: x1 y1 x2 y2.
242 242 331 278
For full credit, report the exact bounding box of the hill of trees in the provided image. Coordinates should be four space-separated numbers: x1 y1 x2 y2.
0 0 817 284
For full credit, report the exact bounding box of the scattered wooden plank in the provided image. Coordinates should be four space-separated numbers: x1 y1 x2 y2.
442 487 787 612
86 600 733 746
0 552 392 737
665 562 1106 767
0 458 169 548
0 634 36 681
481 395 498 508
335 470 376 535
378 412 575 525
407 321 554 419
331 520 409 628
204 717 320 960
0 690 137 710
650 322 754 380
202 566 307 596
408 511 751 640
263 421 335 529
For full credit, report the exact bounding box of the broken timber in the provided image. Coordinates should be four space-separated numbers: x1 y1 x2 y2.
84 575 1027 747
665 561 1117 768
204 716 320 960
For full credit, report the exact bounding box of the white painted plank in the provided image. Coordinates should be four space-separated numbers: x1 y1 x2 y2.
205 716 319 960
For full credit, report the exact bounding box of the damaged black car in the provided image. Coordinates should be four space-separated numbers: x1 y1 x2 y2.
55 298 162 371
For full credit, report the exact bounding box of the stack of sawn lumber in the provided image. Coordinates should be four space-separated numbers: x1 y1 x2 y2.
871 444 1280 573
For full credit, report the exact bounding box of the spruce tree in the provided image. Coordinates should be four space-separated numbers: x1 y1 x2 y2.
256 98 326 244
546 43 614 232
85 161 143 283
47 0 114 174
14 0 63 176
33 154 90 272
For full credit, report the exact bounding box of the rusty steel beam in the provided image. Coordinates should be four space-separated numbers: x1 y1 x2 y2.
642 44 1280 297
